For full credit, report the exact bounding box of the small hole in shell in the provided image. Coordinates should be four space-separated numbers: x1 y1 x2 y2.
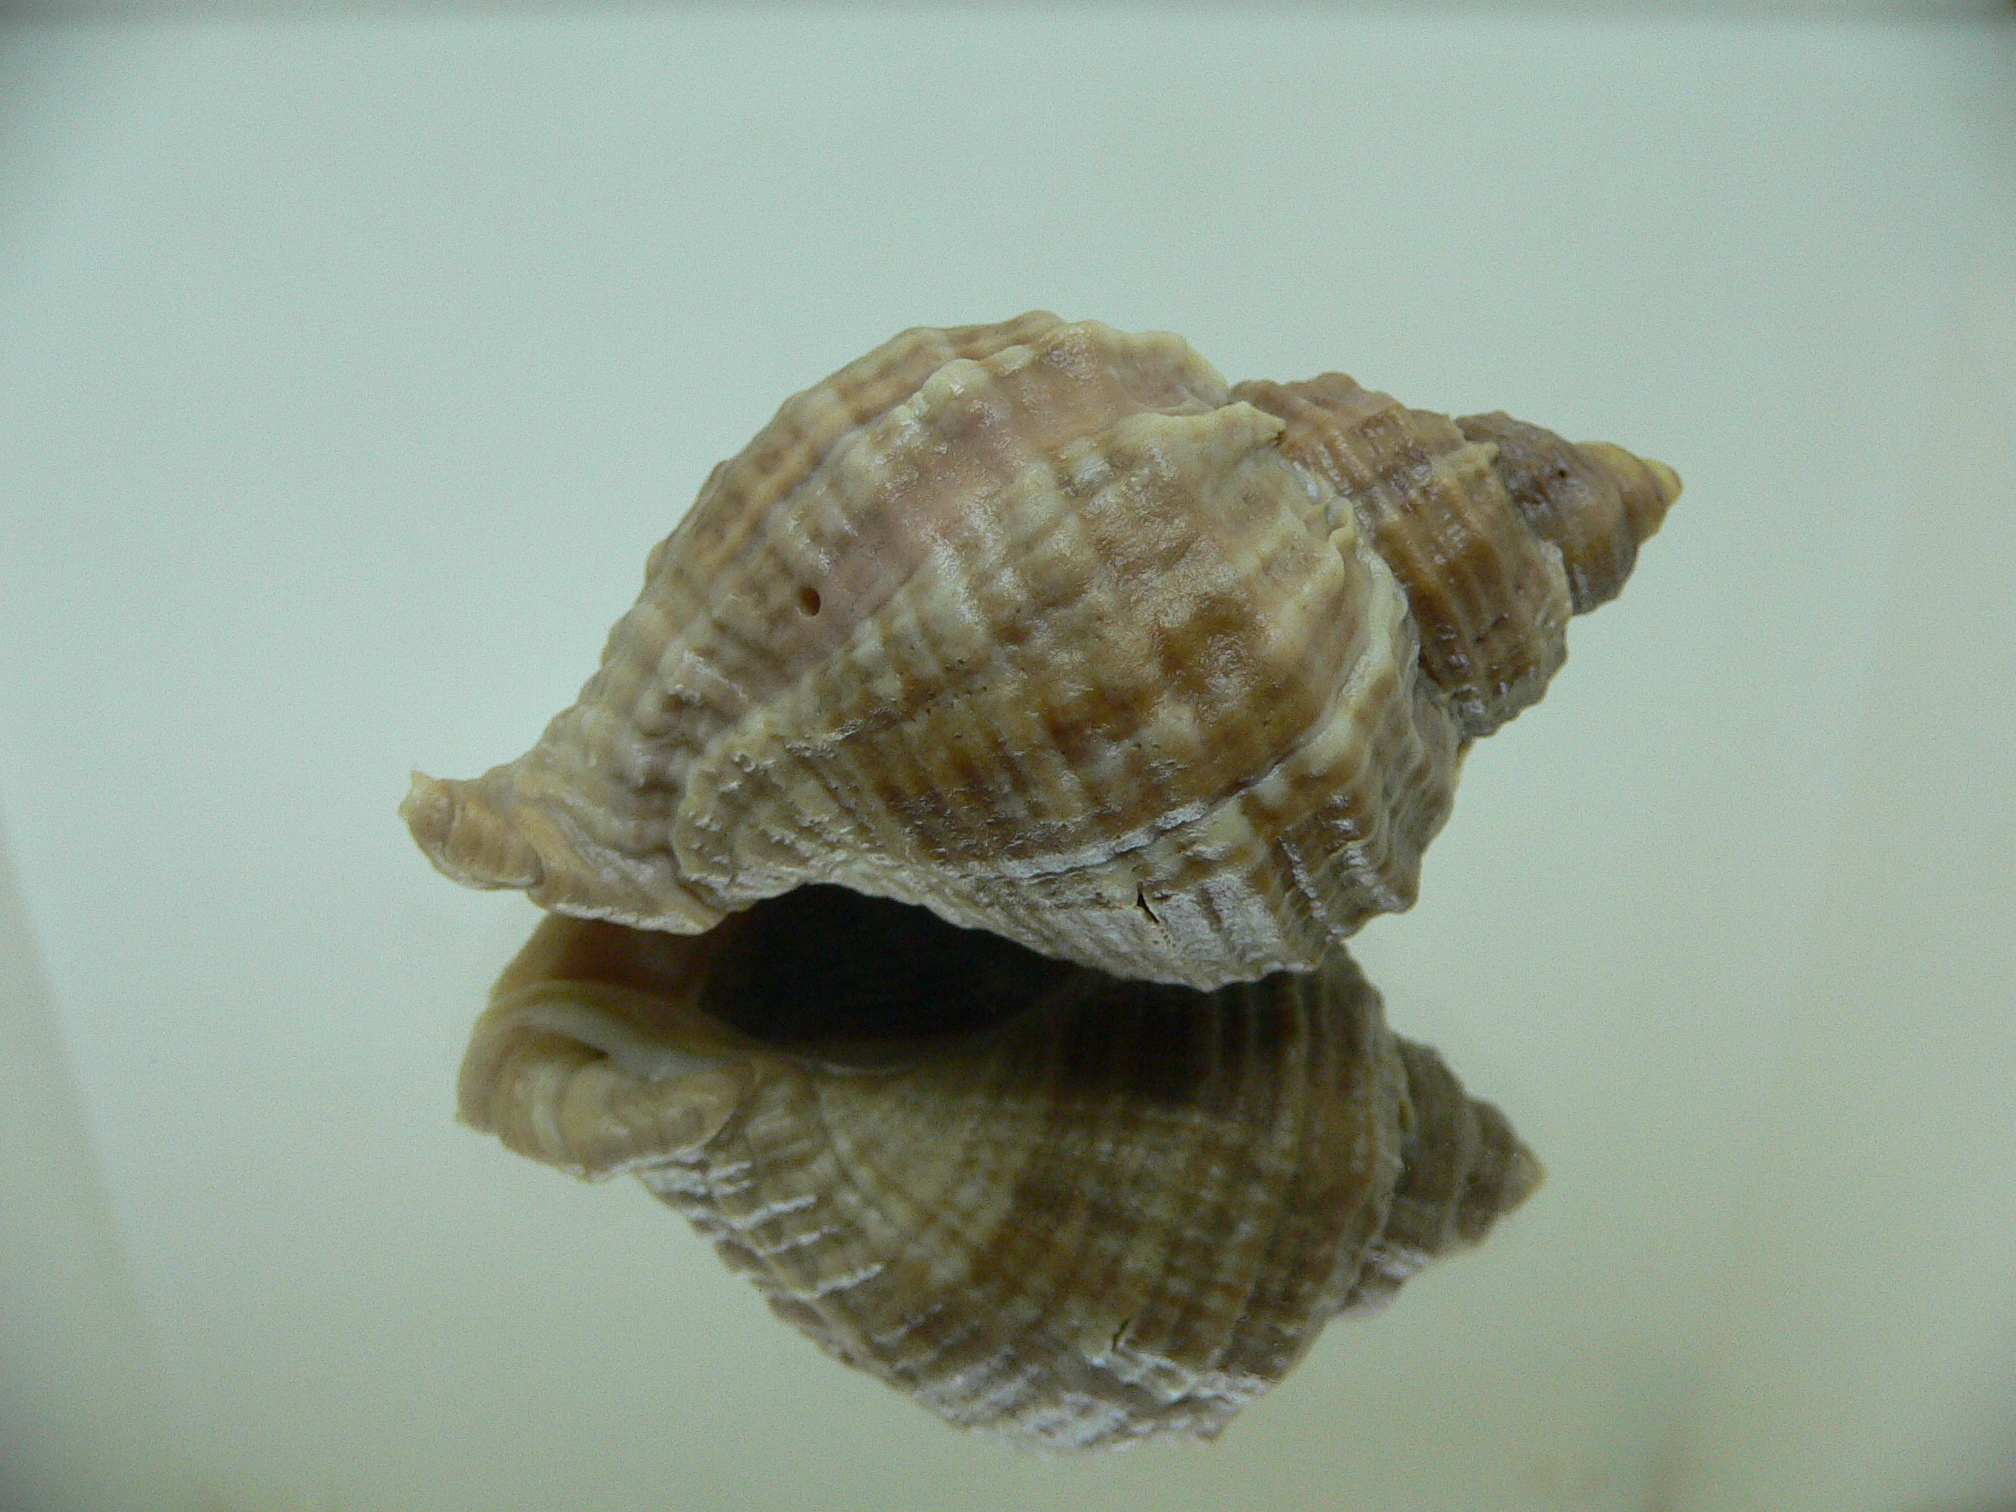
798 586 822 616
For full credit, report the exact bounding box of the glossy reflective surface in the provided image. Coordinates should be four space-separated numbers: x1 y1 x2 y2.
2 10 2012 1511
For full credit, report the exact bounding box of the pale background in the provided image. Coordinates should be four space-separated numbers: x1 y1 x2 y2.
2 5 2012 1511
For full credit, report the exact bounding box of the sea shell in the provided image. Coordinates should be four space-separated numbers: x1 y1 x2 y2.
459 885 1541 1451
405 313 1678 988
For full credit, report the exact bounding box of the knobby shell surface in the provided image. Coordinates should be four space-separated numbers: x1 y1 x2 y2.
459 886 1542 1451
404 312 1680 988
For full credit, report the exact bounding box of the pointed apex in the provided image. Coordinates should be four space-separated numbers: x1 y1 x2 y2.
1646 455 1684 510
1577 440 1683 552
1458 412 1683 613
1454 1099 1545 1248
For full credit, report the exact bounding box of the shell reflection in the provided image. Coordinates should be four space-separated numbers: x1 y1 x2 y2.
460 886 1541 1451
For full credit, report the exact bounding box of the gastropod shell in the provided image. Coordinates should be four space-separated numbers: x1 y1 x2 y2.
404 314 1678 989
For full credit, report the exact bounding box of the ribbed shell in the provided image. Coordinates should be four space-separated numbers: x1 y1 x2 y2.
1234 376 1680 736
406 314 1678 988
459 887 1542 1452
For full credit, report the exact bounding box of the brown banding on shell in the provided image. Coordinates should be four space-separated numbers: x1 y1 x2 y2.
458 886 1542 1451
405 315 1679 987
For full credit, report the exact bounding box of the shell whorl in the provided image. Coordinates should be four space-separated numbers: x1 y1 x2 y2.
458 886 1541 1451
1233 376 1680 737
406 314 1678 988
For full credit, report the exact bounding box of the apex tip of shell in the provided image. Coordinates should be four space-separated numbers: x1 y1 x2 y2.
1499 1139 1546 1215
1454 1109 1545 1249
1646 456 1683 509
1579 440 1684 546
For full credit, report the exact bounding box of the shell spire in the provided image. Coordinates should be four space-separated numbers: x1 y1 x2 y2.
1232 376 1681 737
405 314 1679 988
458 886 1541 1451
